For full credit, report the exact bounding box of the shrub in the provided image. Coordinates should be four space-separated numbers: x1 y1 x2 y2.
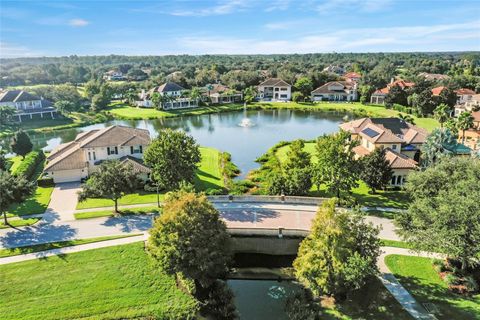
432 259 447 273
444 274 461 286
205 188 225 195
464 276 479 293
13 150 45 180
37 176 54 187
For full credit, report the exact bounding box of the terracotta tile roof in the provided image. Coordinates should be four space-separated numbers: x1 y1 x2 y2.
373 79 415 95
352 145 370 157
385 149 418 169
343 72 361 79
311 81 354 95
258 78 291 87
360 123 404 144
339 118 370 134
431 86 446 96
455 88 476 95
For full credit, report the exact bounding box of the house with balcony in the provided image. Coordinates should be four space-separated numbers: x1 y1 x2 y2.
454 94 480 116
340 117 428 187
455 88 476 105
44 125 151 183
135 82 199 110
257 78 291 101
370 79 415 105
204 83 243 104
311 81 358 102
0 90 57 122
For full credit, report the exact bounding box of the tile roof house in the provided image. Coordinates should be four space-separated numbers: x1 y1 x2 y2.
311 81 358 102
418 72 450 81
0 90 56 122
455 88 476 105
204 83 243 104
135 82 199 110
454 93 480 117
44 125 151 183
340 117 428 186
343 72 362 83
370 80 415 105
257 78 291 101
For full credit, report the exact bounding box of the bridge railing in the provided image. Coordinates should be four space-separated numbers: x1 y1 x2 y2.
208 195 327 206
227 227 309 238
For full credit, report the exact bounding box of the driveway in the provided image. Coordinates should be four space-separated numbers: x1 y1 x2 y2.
43 182 82 222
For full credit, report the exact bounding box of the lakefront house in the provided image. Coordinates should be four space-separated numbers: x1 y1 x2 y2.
44 126 151 183
0 90 57 122
370 79 415 105
204 83 243 104
135 82 199 110
257 78 292 101
311 81 358 102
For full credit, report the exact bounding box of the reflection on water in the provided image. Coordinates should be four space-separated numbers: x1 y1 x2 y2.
1 110 343 177
228 279 303 320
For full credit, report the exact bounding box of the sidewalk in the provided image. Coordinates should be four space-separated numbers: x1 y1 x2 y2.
0 234 147 265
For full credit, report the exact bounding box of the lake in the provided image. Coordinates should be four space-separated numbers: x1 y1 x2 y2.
3 109 344 177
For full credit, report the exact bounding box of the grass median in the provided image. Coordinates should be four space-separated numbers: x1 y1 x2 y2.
75 206 160 219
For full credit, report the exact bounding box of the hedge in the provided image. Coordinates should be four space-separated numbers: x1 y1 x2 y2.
13 151 45 180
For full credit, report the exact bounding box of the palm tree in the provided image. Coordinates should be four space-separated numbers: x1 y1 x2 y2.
189 87 202 102
421 128 457 168
243 86 258 104
433 103 451 128
457 111 474 144
125 89 138 106
397 113 415 125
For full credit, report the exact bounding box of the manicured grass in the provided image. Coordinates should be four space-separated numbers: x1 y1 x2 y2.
251 102 439 132
385 255 480 319
0 218 40 229
76 146 225 209
0 243 198 320
275 142 409 209
0 234 141 258
364 209 398 219
108 103 243 119
7 155 23 173
6 186 54 217
380 239 412 249
75 206 161 219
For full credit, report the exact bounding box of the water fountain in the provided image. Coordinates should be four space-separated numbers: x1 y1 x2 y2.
239 102 255 127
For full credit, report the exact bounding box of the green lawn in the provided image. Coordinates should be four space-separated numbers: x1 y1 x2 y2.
75 206 161 219
0 217 40 229
6 186 54 217
385 255 480 319
251 102 439 132
108 103 243 119
0 234 141 258
275 142 409 208
0 243 198 320
76 146 224 209
7 156 23 173
380 239 412 249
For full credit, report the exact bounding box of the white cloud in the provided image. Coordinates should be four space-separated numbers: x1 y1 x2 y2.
0 42 43 58
317 0 393 13
68 18 89 27
264 0 291 12
170 0 249 17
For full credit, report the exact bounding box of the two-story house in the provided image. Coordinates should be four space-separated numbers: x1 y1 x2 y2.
44 126 151 183
370 79 415 105
340 118 428 187
311 81 358 102
135 82 199 109
343 72 361 83
454 94 480 116
257 78 291 101
204 83 243 104
0 90 57 122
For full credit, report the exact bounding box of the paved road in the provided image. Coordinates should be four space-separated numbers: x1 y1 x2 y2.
0 203 399 249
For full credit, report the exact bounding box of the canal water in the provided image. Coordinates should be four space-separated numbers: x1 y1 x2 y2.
3 109 344 177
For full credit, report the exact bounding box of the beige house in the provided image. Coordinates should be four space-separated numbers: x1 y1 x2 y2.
311 81 358 102
136 82 199 110
370 79 415 105
204 84 243 104
257 78 291 101
340 118 428 187
44 126 151 183
0 90 57 122
454 94 480 117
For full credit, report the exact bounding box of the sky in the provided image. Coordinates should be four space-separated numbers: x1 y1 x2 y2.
1 0 479 58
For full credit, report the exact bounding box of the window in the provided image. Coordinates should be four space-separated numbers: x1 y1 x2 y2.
391 176 396 185
392 144 397 150
107 146 118 155
280 87 287 91
274 88 279 91
88 152 91 161
93 152 96 161
131 145 143 154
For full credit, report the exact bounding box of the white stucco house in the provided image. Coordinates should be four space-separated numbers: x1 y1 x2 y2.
44 126 151 183
135 82 199 110
311 81 358 102
0 90 57 121
257 78 291 101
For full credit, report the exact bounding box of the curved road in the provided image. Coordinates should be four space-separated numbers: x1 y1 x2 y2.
0 202 398 249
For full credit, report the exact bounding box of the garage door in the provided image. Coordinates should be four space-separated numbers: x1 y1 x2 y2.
52 169 84 183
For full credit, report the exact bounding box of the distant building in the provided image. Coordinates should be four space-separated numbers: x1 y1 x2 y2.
455 88 476 104
323 65 345 75
431 86 447 96
204 84 243 104
136 82 199 110
343 72 362 83
257 78 291 101
454 94 480 117
44 126 151 183
311 81 358 102
418 72 450 81
370 79 415 105
0 90 56 122
340 117 428 187
103 70 125 81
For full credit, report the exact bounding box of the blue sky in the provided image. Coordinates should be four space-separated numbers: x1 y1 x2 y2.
1 0 479 58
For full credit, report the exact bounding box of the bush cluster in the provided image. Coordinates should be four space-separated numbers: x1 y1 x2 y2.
13 151 45 180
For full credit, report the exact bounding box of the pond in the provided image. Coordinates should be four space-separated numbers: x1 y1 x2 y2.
3 109 344 177
227 279 304 319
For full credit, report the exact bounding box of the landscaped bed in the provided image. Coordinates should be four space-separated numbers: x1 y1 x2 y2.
0 242 198 320
385 255 480 319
